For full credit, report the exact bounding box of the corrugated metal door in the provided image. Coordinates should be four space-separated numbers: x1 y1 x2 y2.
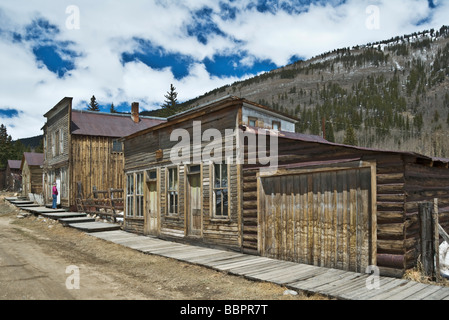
259 167 373 273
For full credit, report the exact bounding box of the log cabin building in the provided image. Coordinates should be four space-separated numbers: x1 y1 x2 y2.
122 95 449 278
5 160 22 192
20 152 44 200
42 97 166 210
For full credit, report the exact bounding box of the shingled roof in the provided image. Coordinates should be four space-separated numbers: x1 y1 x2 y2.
71 110 166 138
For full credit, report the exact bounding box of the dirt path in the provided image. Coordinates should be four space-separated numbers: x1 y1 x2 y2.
0 194 327 300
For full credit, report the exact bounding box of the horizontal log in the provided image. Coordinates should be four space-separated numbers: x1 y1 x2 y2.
243 182 257 191
377 211 404 224
377 253 405 269
243 201 257 210
377 173 405 184
243 225 258 233
377 239 404 254
378 266 405 278
243 191 258 200
377 194 405 202
377 183 405 194
377 223 405 238
377 201 404 211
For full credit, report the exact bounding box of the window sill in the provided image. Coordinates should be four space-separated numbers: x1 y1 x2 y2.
125 216 144 220
164 215 181 221
210 217 232 223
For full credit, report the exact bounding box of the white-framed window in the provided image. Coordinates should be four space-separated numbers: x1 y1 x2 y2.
126 172 144 218
167 167 179 215
136 172 144 217
126 174 134 217
213 163 229 218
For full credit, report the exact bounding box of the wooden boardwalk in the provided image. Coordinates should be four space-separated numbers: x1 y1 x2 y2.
90 230 449 300
8 198 449 300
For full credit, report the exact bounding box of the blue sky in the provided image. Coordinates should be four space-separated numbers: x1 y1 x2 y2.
0 0 447 139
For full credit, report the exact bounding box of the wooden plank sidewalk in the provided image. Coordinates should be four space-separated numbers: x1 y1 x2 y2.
89 230 449 300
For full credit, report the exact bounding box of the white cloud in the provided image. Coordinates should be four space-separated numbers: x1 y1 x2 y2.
0 0 448 139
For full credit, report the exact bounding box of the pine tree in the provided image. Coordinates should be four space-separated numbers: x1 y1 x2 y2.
0 124 14 169
87 95 100 111
325 121 335 143
343 123 358 146
161 84 178 115
110 103 117 113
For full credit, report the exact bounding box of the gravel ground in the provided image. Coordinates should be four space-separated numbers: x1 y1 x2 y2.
0 193 328 301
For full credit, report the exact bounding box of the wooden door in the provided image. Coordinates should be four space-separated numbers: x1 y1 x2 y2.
145 181 158 236
187 173 202 237
259 166 374 273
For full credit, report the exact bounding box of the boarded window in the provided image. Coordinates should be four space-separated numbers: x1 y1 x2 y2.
213 163 228 217
167 167 178 215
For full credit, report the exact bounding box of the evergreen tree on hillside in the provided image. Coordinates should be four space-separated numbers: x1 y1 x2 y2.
343 123 358 146
161 84 179 116
0 124 12 168
0 124 30 169
87 95 100 111
325 121 335 143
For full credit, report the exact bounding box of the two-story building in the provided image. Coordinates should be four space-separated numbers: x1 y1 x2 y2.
42 97 166 209
122 95 449 278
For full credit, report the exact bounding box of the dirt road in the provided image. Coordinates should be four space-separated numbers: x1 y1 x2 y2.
0 194 327 300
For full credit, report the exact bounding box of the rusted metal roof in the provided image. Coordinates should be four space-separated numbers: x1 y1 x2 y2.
71 110 166 138
243 125 449 165
22 152 44 167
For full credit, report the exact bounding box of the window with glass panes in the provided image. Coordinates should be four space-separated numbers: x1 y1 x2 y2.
126 172 144 217
213 163 228 217
126 174 134 217
135 172 144 217
167 167 178 215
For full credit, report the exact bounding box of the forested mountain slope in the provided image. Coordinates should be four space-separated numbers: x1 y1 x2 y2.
172 26 449 158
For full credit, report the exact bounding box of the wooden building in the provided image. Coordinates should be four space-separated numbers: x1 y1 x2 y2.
5 160 21 192
42 97 166 210
20 152 44 199
122 96 449 277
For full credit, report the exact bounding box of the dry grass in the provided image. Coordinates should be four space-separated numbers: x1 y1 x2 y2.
403 260 449 287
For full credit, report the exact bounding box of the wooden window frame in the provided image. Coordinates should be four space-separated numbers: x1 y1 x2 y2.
60 130 64 154
166 166 179 216
112 139 123 153
272 121 281 131
248 117 258 127
126 172 144 218
136 172 144 218
212 163 230 219
126 173 134 217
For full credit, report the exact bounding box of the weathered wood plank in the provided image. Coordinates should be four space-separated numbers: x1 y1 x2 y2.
404 284 446 300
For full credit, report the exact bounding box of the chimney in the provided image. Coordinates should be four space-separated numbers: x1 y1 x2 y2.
131 102 139 123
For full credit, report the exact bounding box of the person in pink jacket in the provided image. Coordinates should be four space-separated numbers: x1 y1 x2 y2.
52 182 58 209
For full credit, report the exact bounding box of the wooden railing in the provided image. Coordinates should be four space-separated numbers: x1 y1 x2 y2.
76 187 124 223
